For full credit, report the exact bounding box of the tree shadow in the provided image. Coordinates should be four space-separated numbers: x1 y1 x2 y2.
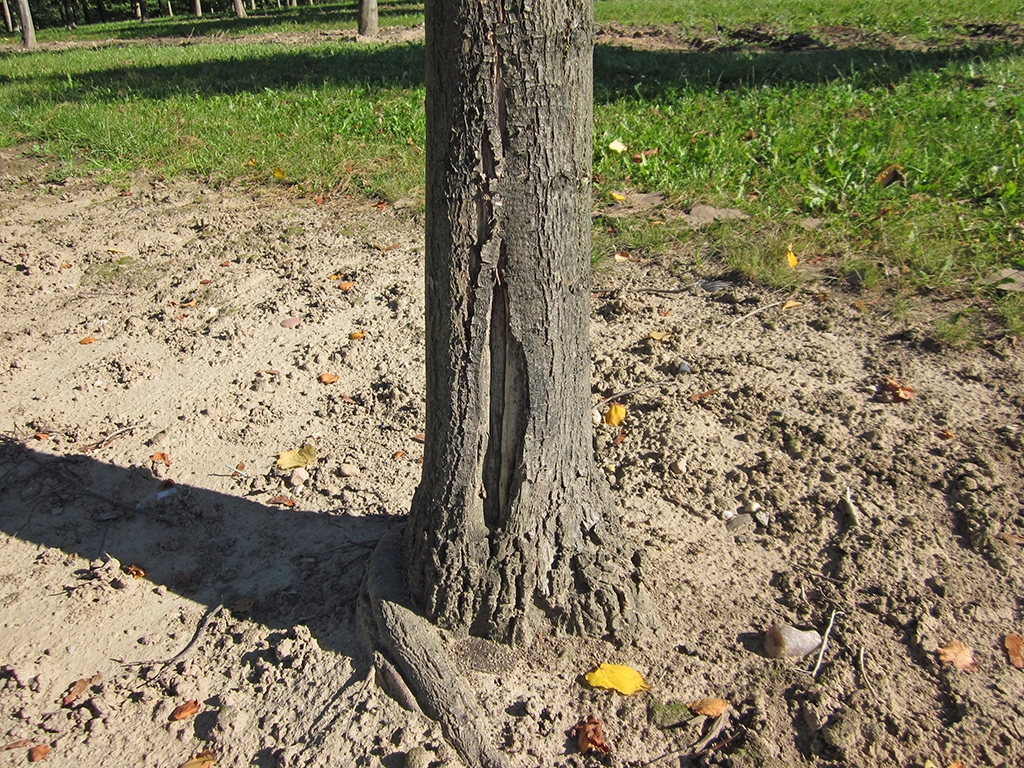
0 435 401 662
5 33 1020 106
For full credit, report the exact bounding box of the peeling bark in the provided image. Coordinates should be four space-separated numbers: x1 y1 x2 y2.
405 0 653 645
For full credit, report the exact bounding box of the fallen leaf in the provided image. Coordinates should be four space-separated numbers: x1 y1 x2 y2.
35 432 49 441
1005 634 1024 669
854 301 866 312
60 262 73 269
936 640 977 672
170 700 200 721
936 429 957 440
79 337 97 345
584 663 649 695
28 744 50 762
232 597 255 613
603 403 627 427
2 739 32 750
648 330 671 341
786 244 798 268
180 298 197 308
883 376 916 402
411 433 425 443
200 279 212 285
610 192 626 202
687 698 730 717
613 251 632 262
612 427 626 447
782 300 803 310
349 331 366 340
659 310 672 317
233 462 246 474
392 450 407 459
150 452 171 467
689 388 718 403
375 200 388 210
61 673 100 707
273 167 286 179
267 495 296 507
276 444 316 470
220 261 230 267
608 139 627 153
280 317 302 328
996 532 1024 546
319 373 339 384
338 280 355 291
179 750 216 768
570 715 611 755
876 163 905 187
124 563 145 579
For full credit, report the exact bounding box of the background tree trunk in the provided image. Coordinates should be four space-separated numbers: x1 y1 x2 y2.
406 0 651 646
2 0 13 33
357 0 377 37
15 0 34 47
232 0 245 17
193 0 201 18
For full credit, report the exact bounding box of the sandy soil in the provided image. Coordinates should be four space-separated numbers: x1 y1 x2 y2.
1 145 1023 768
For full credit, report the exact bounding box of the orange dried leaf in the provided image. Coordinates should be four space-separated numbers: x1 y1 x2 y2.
170 700 200 721
937 640 977 672
884 377 916 402
570 715 611 756
338 280 355 291
392 450 407 459
687 698 730 717
179 750 216 768
349 330 366 340
689 388 718 403
150 452 171 467
612 427 626 447
28 744 50 762
319 373 339 384
936 429 957 441
79 337 97 345
220 261 230 267
411 433 426 443
124 563 145 579
61 674 100 707
854 301 866 312
35 433 50 441
1005 634 1024 669
267 495 296 507
659 310 672 317
180 299 197 308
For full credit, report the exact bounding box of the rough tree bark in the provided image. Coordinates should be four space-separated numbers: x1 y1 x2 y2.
14 0 34 47
403 0 652 646
356 0 377 37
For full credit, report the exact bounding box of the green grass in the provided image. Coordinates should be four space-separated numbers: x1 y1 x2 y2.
2 0 1023 337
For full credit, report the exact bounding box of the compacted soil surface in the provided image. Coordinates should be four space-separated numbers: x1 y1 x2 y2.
1 145 1023 768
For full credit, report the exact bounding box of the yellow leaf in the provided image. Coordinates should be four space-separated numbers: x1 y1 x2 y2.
687 698 729 717
648 330 671 341
610 192 626 202
273 167 286 180
608 140 627 153
277 444 316 471
786 244 798 268
585 663 649 695
782 300 803 310
923 762 938 768
180 751 216 768
349 330 366 340
603 403 626 427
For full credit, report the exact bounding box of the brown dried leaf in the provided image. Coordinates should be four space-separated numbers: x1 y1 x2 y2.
61 674 100 707
180 299 197 308
170 700 200 721
1005 634 1024 669
936 429 957 441
570 715 611 756
79 337 97 345
612 427 627 447
338 280 355 291
937 640 977 672
875 164 905 187
689 388 718 403
687 698 730 717
150 452 171 467
319 373 339 384
28 744 50 762
392 450 407 460
267 495 296 507
411 433 426 443
2 739 32 751
179 750 216 768
883 376 916 402
996 532 1024 546
232 597 255 614
124 563 145 579
220 261 230 267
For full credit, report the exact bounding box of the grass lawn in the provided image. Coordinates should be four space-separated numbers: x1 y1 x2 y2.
1 0 1022 338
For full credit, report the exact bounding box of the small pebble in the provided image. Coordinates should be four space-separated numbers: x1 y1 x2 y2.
676 360 692 375
288 468 309 488
668 459 686 475
338 463 361 477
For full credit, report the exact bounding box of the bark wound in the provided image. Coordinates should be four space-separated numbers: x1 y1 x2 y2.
478 19 525 534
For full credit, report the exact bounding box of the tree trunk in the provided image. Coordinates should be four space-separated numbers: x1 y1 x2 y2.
14 0 34 47
405 0 651 646
231 0 244 17
62 0 76 27
193 0 201 18
165 0 172 16
357 0 376 37
95 0 105 23
79 0 90 25
2 0 13 33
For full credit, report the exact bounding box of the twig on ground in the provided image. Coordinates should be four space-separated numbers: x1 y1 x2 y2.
596 377 675 409
78 422 148 452
857 647 876 694
726 300 785 327
811 609 844 678
120 604 223 669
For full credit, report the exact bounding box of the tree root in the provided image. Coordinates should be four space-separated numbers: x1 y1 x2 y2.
359 526 518 768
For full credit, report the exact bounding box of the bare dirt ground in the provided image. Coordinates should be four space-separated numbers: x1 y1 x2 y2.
1 141 1023 768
